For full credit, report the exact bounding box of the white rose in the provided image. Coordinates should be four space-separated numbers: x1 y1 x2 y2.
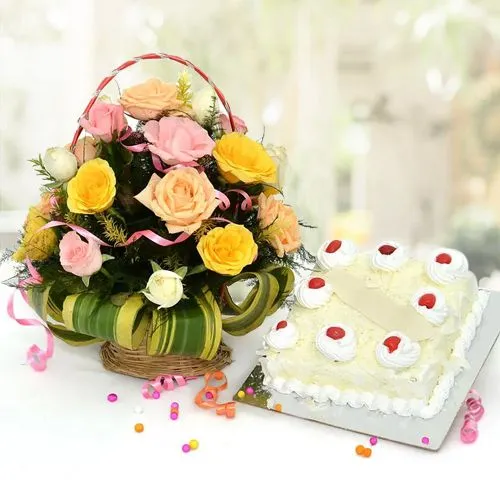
143 270 184 309
191 87 219 124
43 147 78 182
265 144 288 189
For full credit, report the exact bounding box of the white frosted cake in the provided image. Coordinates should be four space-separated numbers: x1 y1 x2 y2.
259 240 489 419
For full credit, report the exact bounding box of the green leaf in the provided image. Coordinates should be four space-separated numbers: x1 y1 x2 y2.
222 271 279 336
62 293 150 350
186 264 207 276
101 254 115 263
148 286 222 359
82 276 90 288
150 260 162 273
221 266 294 335
174 266 188 279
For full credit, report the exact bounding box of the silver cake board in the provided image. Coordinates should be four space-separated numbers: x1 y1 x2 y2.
235 291 500 451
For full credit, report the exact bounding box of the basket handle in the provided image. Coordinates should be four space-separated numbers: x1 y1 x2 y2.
70 52 235 149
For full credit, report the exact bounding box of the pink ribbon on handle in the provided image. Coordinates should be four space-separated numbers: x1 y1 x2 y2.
142 374 197 399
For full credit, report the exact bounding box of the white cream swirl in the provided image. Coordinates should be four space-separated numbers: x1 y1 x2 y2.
295 278 333 309
371 241 409 271
411 287 448 326
315 324 356 362
376 333 421 369
426 248 469 285
264 320 298 350
316 239 357 270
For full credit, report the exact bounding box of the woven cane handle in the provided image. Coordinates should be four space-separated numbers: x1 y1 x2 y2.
70 52 235 149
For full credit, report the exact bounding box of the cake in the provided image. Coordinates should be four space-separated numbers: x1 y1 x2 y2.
259 240 490 418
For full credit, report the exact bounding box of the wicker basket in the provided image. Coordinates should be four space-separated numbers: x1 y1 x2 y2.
100 341 232 380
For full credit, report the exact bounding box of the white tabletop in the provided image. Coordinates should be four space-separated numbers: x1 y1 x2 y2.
0 281 499 500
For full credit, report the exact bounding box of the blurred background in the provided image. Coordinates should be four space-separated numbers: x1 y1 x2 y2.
2 0 500 286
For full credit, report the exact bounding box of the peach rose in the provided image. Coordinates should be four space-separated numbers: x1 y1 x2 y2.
66 137 98 166
79 101 127 143
257 193 301 257
59 231 102 277
134 167 219 234
144 117 214 165
37 191 56 218
219 113 248 134
120 78 184 121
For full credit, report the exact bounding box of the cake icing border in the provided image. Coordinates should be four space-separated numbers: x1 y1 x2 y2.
260 290 490 419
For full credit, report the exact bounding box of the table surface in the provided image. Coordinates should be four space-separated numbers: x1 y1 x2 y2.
0 280 499 500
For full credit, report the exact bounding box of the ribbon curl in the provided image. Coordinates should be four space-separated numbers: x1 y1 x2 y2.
461 390 484 444
194 371 236 418
7 263 54 372
142 374 197 399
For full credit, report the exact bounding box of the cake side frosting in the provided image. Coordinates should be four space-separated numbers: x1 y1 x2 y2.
259 240 487 419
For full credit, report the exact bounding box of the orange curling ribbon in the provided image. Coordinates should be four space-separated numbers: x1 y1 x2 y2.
195 371 236 419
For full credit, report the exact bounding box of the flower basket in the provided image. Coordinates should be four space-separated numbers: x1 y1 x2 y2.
7 53 310 379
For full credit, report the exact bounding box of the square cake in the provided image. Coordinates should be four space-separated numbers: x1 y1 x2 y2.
259 240 489 418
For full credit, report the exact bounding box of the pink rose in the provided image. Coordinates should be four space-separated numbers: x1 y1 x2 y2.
79 101 127 143
143 117 214 165
219 113 248 134
59 231 102 277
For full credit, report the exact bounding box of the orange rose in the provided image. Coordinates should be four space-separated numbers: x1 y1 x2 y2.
257 193 301 257
65 137 98 166
134 167 219 234
120 78 185 121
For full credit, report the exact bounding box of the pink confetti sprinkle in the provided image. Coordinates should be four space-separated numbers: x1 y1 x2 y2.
369 436 378 446
245 387 255 395
205 391 214 400
152 391 160 399
421 436 430 445
107 393 118 403
171 402 179 409
182 444 190 453
170 412 178 421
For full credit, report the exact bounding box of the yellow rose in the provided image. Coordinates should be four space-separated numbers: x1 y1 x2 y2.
12 207 57 262
120 78 185 121
213 133 277 184
197 223 258 276
67 159 116 214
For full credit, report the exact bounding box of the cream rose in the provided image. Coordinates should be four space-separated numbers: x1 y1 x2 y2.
43 147 78 182
142 270 184 309
134 168 219 234
120 78 184 121
191 87 219 124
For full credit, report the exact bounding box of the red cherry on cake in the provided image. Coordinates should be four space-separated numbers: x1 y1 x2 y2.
418 293 436 309
378 244 397 255
276 320 288 330
308 277 326 289
436 253 452 264
326 326 346 340
325 240 342 253
383 336 401 353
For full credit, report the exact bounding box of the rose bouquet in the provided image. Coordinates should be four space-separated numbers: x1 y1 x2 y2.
5 54 312 377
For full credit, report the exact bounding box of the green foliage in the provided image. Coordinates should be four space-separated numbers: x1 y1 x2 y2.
202 96 223 139
29 155 57 185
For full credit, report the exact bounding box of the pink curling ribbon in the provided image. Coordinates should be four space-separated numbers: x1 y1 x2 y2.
215 190 231 210
226 189 252 211
7 261 54 372
461 390 484 444
142 374 197 399
38 221 190 248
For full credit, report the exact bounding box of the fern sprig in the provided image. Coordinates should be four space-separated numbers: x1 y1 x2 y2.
29 155 57 184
